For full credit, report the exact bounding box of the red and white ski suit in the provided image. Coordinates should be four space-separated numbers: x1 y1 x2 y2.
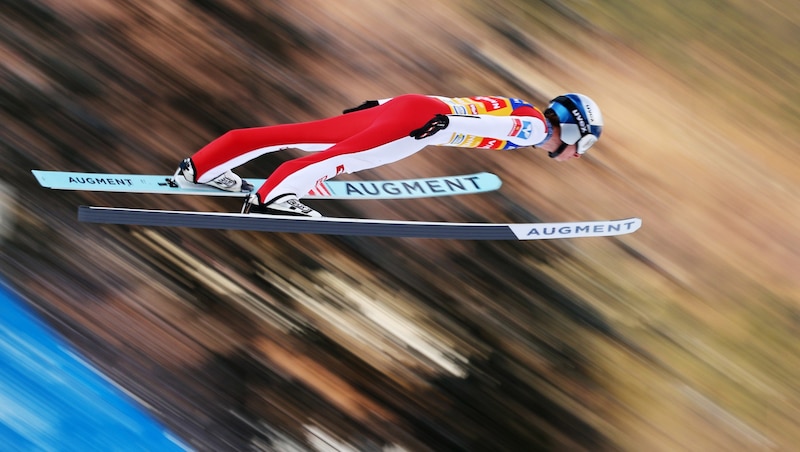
189 94 550 203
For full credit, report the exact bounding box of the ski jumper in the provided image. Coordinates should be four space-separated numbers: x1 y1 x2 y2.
189 94 550 202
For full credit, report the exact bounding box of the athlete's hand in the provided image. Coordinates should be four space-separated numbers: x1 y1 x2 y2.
410 114 449 140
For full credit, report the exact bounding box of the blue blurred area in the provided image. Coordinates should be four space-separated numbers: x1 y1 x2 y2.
0 281 191 451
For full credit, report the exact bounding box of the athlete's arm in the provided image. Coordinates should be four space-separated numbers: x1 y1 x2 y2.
428 114 548 148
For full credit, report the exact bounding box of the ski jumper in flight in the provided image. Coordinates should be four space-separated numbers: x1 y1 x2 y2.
174 93 603 216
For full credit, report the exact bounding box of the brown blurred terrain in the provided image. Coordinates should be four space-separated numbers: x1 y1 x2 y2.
3 0 799 450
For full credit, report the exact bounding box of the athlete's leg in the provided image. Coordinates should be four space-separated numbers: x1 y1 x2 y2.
259 136 431 199
190 109 379 183
256 94 450 201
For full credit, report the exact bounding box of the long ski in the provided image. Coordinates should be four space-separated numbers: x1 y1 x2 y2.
78 206 642 241
32 170 501 200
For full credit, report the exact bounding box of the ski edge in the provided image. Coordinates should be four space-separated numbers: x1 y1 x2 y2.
77 206 642 241
32 170 502 200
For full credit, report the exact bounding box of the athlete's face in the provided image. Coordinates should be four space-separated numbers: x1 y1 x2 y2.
537 124 581 161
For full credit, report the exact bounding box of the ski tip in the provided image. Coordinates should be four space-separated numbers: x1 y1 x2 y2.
508 217 642 240
480 172 502 188
621 217 642 233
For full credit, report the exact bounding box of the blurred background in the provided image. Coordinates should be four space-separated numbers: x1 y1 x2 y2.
2 0 799 450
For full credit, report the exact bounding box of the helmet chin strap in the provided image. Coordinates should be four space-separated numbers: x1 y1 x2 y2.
548 141 569 158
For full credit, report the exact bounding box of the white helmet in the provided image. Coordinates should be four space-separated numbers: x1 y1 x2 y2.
545 93 604 157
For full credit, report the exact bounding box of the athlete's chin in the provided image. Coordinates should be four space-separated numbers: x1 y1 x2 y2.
556 151 582 161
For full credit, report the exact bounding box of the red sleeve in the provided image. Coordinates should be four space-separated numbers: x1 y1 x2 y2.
511 105 545 120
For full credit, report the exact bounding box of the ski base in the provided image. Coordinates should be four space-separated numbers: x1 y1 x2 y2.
78 206 642 241
32 170 501 200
